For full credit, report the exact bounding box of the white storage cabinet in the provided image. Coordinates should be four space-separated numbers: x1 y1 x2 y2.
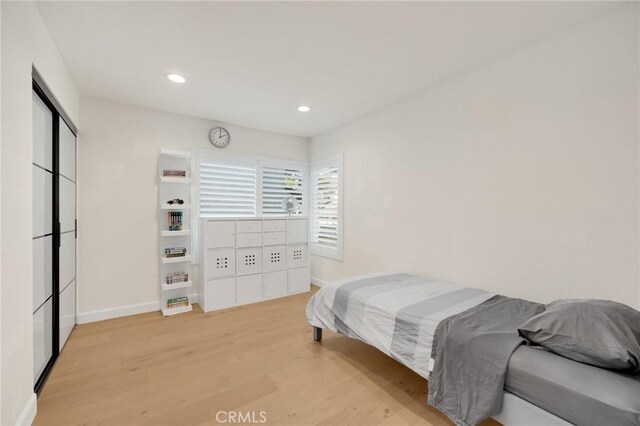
199 217 310 312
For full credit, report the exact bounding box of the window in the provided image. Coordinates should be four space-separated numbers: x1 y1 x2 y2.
196 152 308 218
261 165 306 216
199 161 257 217
310 155 343 260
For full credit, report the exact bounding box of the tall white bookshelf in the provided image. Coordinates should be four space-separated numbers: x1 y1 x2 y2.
159 149 193 316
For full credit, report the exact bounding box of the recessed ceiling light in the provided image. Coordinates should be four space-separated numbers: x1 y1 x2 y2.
166 73 186 84
297 105 311 112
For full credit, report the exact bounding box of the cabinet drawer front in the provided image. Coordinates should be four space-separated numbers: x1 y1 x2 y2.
263 231 286 246
205 221 235 249
287 244 308 268
237 220 262 233
287 219 308 243
236 232 262 247
205 248 236 278
236 247 263 276
263 220 286 232
263 271 287 298
236 274 263 304
263 245 287 272
288 267 310 294
204 277 236 312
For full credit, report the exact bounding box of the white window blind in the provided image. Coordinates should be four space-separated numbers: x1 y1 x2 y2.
199 162 257 217
261 165 305 216
310 156 342 260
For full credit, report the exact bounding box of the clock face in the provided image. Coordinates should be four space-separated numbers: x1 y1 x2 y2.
209 127 230 148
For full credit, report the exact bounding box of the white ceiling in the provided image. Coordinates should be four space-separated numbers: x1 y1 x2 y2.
36 1 619 137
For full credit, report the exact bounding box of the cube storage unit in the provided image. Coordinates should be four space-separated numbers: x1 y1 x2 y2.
159 149 193 316
199 217 310 312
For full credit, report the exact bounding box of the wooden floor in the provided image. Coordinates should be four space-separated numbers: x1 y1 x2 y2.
35 287 500 426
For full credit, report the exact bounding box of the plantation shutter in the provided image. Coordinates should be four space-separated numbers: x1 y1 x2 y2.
261 165 306 216
310 157 342 259
199 161 257 217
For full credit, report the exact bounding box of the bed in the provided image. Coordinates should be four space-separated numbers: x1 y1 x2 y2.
306 273 640 426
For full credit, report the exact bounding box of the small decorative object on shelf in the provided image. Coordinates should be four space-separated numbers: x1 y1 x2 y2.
167 198 184 205
168 211 183 230
163 169 186 177
166 272 189 284
164 247 187 258
167 297 189 309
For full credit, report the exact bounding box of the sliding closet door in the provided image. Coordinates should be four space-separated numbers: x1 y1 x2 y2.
32 91 54 384
58 117 76 350
32 73 78 392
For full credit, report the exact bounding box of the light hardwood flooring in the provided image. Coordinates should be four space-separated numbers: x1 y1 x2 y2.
34 287 500 426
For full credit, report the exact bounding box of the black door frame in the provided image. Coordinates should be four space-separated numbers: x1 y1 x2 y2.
32 68 78 395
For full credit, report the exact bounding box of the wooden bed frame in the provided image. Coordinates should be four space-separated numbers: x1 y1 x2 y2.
311 326 570 426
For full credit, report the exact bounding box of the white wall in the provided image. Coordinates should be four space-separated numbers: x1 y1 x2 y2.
77 97 308 318
310 5 640 309
1 1 80 424
0 3 3 423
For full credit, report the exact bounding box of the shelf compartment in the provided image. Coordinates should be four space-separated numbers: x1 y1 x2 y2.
162 281 192 291
161 229 191 237
162 304 192 317
160 203 191 210
161 255 192 264
160 176 191 184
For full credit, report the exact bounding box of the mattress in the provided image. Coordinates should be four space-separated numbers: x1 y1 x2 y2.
506 345 640 426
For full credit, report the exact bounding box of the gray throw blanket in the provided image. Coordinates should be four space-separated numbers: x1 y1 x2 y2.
427 295 544 426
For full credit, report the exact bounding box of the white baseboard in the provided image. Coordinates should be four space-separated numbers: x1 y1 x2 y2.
77 293 199 324
188 293 199 304
16 393 37 426
311 276 329 287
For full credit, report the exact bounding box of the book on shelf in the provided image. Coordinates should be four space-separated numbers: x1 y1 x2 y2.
167 296 189 309
166 272 189 284
164 247 187 258
168 211 183 231
163 169 186 177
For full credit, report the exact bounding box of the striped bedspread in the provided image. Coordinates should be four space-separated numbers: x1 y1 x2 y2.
306 273 494 378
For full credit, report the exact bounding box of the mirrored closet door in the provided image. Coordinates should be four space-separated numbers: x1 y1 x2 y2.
32 71 77 393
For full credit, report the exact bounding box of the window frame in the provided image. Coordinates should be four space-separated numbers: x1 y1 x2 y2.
309 154 344 261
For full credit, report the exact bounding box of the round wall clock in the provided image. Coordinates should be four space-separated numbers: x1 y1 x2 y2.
209 127 230 148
